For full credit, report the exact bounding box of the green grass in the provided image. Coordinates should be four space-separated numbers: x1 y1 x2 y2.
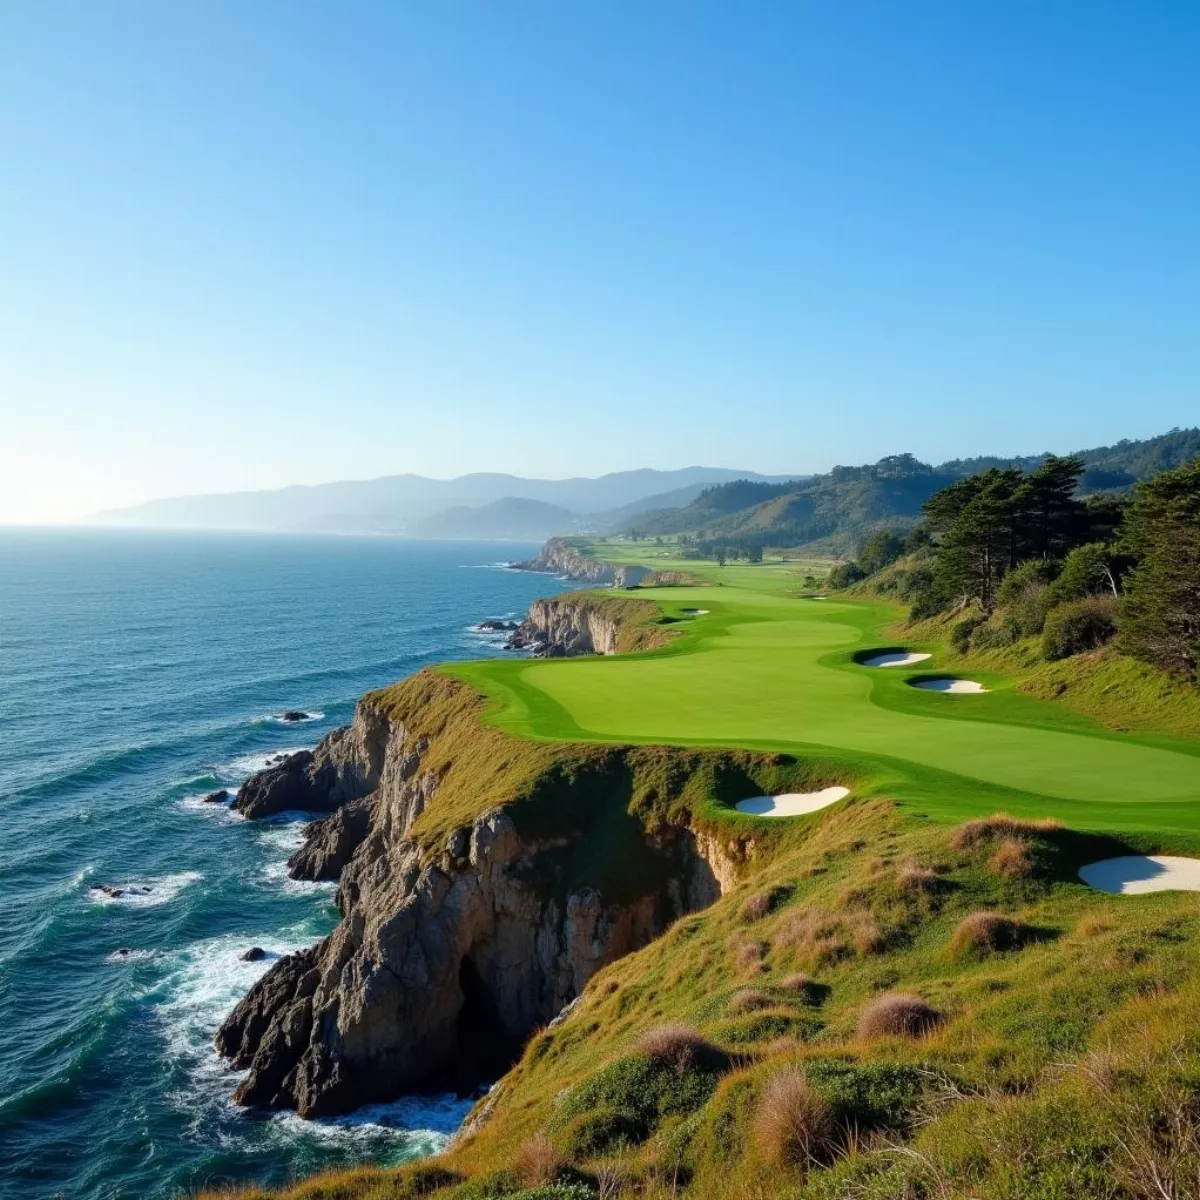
447 543 1200 843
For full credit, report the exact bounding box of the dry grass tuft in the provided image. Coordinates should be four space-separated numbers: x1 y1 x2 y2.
634 1023 719 1073
949 911 1031 955
740 891 773 922
516 1132 564 1187
950 812 1062 851
753 1066 836 1171
729 989 773 1015
857 992 943 1040
895 863 939 894
988 837 1034 879
775 907 884 968
727 932 768 976
780 972 822 1003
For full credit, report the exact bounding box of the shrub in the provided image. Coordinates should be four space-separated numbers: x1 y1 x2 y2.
950 912 1032 956
858 530 905 576
803 1059 927 1131
1042 596 1118 661
997 559 1059 607
950 813 1062 851
752 1067 836 1170
950 614 985 653
828 561 866 589
1050 542 1118 605
516 1134 564 1188
553 1042 728 1144
895 863 939 894
857 993 942 1040
989 837 1034 880
634 1024 720 1073
895 563 934 602
729 989 773 1015
780 972 825 1003
740 891 772 922
727 932 767 975
1007 581 1053 637
560 1106 640 1159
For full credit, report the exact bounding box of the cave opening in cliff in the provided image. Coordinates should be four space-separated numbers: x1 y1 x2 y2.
453 955 523 1092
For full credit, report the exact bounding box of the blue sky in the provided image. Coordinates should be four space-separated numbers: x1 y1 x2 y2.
2 2 1198 521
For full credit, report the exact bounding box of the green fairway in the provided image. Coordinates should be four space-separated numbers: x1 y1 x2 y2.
448 550 1200 840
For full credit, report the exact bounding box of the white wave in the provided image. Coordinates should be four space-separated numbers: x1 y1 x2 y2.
88 871 203 907
272 1092 474 1150
262 711 325 725
105 948 159 964
218 747 311 780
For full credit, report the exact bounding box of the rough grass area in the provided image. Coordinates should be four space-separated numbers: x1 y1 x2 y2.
199 803 1200 1200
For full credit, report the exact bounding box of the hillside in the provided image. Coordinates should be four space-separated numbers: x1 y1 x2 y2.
91 467 792 536
411 498 579 540
633 428 1200 554
202 544 1200 1200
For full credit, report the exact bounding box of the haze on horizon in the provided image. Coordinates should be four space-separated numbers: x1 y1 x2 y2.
2 2 1199 524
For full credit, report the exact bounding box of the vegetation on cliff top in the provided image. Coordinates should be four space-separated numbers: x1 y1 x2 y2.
201 527 1200 1200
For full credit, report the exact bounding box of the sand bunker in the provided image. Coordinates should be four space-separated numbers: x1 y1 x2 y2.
862 651 932 668
1079 855 1200 895
681 607 709 615
735 786 850 817
911 678 988 694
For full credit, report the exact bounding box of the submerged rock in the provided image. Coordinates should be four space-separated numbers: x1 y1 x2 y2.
280 711 309 723
203 789 231 804
240 946 266 962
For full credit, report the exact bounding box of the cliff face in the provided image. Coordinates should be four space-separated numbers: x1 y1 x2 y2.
217 673 749 1117
517 537 650 588
506 593 673 658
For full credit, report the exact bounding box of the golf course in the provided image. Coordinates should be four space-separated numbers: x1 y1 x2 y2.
451 544 1200 842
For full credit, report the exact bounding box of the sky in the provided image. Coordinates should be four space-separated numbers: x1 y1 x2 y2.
2 2 1199 522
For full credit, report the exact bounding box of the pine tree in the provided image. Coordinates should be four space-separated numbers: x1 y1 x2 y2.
1118 459 1200 677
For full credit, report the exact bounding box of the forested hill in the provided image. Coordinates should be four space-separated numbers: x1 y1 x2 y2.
630 428 1200 552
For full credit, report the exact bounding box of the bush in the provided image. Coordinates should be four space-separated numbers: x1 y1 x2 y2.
1042 596 1118 661
634 1024 720 1072
728 989 773 1015
950 813 1062 851
989 837 1035 879
857 993 942 1040
951 614 985 653
828 561 866 589
858 530 906 576
560 1106 640 1159
1007 581 1053 637
997 559 1059 607
1050 542 1118 605
950 912 1032 956
895 563 934 602
895 863 939 894
803 1060 927 1131
752 1067 836 1170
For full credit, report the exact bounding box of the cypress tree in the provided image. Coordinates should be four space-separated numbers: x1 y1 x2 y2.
1118 459 1200 677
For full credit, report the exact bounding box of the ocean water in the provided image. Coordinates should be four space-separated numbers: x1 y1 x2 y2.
0 530 566 1200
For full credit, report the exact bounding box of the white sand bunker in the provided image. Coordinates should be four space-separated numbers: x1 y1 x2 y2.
681 607 709 614
736 786 850 817
911 678 988 694
862 651 931 668
1080 855 1200 895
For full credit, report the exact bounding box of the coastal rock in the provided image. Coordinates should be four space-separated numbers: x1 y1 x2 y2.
217 804 725 1117
232 705 392 820
515 538 652 589
280 711 309 723
476 619 519 632
203 789 231 804
241 946 267 962
505 597 622 657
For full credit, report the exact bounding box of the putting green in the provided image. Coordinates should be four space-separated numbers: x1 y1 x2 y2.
449 555 1200 838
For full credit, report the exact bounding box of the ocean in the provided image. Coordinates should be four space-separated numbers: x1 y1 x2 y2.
0 529 565 1200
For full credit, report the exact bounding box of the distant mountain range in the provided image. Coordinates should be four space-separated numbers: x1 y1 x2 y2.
93 467 801 538
628 428 1200 553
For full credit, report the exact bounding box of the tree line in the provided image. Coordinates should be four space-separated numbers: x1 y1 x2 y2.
832 455 1200 679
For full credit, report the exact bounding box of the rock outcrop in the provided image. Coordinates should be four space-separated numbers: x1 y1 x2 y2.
515 537 650 589
217 674 746 1118
506 597 624 657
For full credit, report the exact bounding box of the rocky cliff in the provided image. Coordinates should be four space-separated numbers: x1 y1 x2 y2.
214 670 799 1118
505 593 673 658
516 537 650 588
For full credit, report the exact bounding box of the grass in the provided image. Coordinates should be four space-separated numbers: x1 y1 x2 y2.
196 538 1200 1200
447 542 1200 841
